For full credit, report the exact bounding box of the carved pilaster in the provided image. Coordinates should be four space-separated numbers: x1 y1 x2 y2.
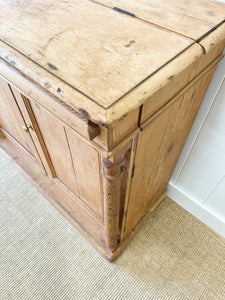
101 156 125 250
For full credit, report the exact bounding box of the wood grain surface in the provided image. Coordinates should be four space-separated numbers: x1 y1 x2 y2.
0 1 224 125
0 0 193 108
95 0 225 39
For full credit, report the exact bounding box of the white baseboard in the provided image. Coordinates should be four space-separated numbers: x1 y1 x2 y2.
168 182 225 239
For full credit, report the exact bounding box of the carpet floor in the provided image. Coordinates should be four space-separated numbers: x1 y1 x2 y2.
0 153 225 300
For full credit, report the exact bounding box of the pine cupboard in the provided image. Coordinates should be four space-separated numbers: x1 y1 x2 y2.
0 0 225 261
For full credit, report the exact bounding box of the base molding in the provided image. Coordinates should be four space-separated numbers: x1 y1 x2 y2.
168 183 225 239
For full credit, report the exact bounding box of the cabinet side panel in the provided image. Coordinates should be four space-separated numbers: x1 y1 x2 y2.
124 105 173 237
66 127 103 218
30 101 79 196
124 64 218 238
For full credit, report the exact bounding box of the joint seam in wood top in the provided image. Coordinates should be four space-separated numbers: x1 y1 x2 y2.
196 19 225 43
89 0 196 41
196 19 225 54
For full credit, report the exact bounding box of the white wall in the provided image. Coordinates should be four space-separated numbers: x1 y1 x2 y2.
168 53 225 238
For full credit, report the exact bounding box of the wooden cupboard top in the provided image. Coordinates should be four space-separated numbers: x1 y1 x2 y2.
0 0 224 126
0 0 193 105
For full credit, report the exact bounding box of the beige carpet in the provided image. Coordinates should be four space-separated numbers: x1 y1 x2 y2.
0 153 225 300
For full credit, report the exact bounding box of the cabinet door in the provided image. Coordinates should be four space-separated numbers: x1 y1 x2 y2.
0 78 41 164
66 127 103 218
29 101 80 195
124 65 217 237
29 100 103 218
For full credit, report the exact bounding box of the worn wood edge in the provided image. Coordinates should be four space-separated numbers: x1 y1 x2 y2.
106 43 203 124
0 41 107 125
0 40 202 127
110 192 167 262
0 64 111 156
0 40 138 133
0 39 207 127
0 57 101 142
141 53 224 131
199 22 225 54
2 26 223 127
87 120 101 140
0 137 121 262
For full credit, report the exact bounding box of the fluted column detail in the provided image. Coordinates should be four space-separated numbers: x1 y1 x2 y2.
101 156 124 250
